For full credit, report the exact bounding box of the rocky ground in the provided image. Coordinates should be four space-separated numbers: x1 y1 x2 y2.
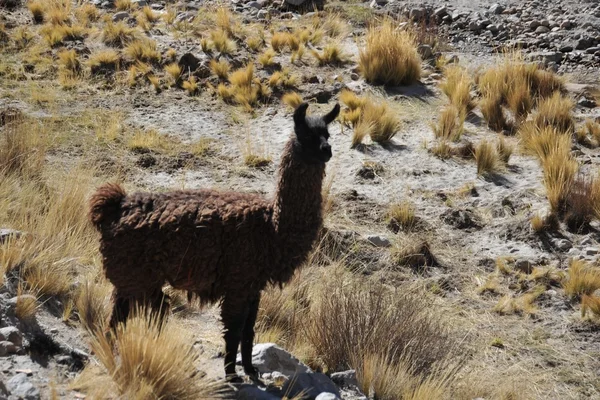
1 0 600 399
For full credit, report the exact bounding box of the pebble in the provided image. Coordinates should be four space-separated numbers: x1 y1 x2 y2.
365 235 391 248
0 327 22 347
112 11 130 22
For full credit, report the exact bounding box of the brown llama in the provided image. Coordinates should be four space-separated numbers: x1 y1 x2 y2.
89 102 340 382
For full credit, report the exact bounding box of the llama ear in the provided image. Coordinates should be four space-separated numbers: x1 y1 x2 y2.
293 103 309 126
323 103 340 125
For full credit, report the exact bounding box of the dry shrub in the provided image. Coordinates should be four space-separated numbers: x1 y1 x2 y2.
27 1 45 24
311 42 349 66
479 94 507 132
75 3 100 25
507 78 532 125
493 286 545 315
124 39 161 63
75 273 112 334
270 31 299 53
258 48 276 68
351 120 373 149
584 119 600 144
164 62 182 85
562 177 600 232
541 151 578 215
440 65 474 114
182 76 199 96
73 308 227 399
282 92 303 110
581 295 600 319
40 24 87 47
210 29 235 54
115 0 134 11
209 59 230 80
431 104 463 141
216 64 270 112
340 89 366 111
345 95 400 146
102 21 138 47
533 92 575 133
387 201 417 232
475 140 501 176
430 140 452 159
88 49 120 75
359 19 421 86
391 238 438 271
496 137 513 164
0 113 46 177
305 274 458 375
15 291 38 321
563 259 600 299
519 123 571 164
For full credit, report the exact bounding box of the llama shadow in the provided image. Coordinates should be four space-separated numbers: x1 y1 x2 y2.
379 141 408 152
507 164 523 174
465 112 485 127
383 82 435 101
482 172 513 188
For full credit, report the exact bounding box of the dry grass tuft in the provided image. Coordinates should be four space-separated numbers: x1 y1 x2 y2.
115 0 134 11
15 291 38 321
124 39 161 64
479 94 507 132
581 295 600 319
282 92 303 110
496 137 513 164
246 36 264 52
519 123 571 162
311 42 349 66
533 92 575 133
102 21 137 47
75 3 100 25
88 49 120 75
75 273 112 334
541 151 578 215
440 65 474 114
210 29 236 54
182 76 200 96
563 259 600 299
493 286 545 315
475 140 501 176
164 63 182 86
344 95 400 146
209 59 230 80
387 201 417 232
359 19 421 86
74 308 227 399
431 105 464 141
27 1 45 24
340 89 366 111
258 48 276 68
583 119 600 144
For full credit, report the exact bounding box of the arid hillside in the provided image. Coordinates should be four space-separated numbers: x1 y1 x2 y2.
1 0 600 399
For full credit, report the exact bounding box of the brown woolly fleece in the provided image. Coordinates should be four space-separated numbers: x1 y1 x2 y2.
89 101 339 380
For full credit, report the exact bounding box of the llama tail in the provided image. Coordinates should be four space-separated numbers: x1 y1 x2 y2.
89 183 126 229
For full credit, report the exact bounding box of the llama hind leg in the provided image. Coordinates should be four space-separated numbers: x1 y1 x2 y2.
109 289 131 330
241 295 260 379
221 297 250 382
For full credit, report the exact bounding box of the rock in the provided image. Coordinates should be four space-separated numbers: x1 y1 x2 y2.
586 46 600 54
433 6 447 18
559 44 573 53
365 235 391 248
409 7 426 20
132 0 147 6
468 21 480 31
584 247 599 256
560 20 572 29
6 374 40 400
0 0 20 8
489 4 504 15
576 38 593 50
315 394 340 400
535 26 550 34
515 259 534 274
0 229 22 244
236 343 311 377
237 385 281 400
551 238 572 252
0 327 22 347
487 24 499 34
282 373 341 400
578 97 596 108
330 370 358 388
178 53 202 74
112 11 130 22
529 20 541 30
0 341 17 357
247 1 262 9
529 51 563 64
283 0 307 6
441 209 481 230
417 44 433 59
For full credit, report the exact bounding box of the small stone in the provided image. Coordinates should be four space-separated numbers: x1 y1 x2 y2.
585 247 599 256
578 97 596 108
433 6 447 18
409 7 426 20
515 259 533 274
282 373 341 400
330 370 358 388
112 11 130 22
560 20 572 29
552 238 572 252
0 327 22 347
489 4 504 14
417 44 433 59
576 38 593 50
0 341 17 356
468 21 480 31
535 26 550 34
366 235 391 248
316 394 340 400
0 228 22 244
6 374 40 400
0 0 20 8
529 20 541 30
247 1 262 8
560 44 573 53
487 24 499 34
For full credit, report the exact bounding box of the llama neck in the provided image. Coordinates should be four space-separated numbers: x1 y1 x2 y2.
272 138 325 258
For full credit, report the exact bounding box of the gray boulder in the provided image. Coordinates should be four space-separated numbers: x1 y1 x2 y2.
236 343 311 377
281 373 341 400
6 374 40 400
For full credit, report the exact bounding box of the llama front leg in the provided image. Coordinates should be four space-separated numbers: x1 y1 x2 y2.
109 290 131 330
241 295 260 379
221 297 249 382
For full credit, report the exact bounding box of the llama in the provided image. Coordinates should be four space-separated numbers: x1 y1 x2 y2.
89 102 340 381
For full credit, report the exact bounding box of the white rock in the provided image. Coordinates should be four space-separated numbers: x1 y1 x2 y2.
6 374 40 400
316 393 341 400
236 343 311 377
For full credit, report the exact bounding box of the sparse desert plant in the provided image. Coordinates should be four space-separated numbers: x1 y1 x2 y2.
258 48 276 68
479 94 507 132
74 308 226 399
507 78 532 125
124 39 161 63
164 63 182 86
0 112 45 176
139 5 159 24
282 92 303 110
58 49 81 73
359 19 421 86
562 177 600 232
351 120 373 149
475 140 501 176
563 259 600 299
127 129 166 153
359 100 401 143
75 3 100 25
440 65 474 114
533 92 575 134
246 36 264 52
311 42 349 66
75 273 112 333
15 290 38 321
387 201 417 232
541 150 578 215
496 137 513 164
102 21 137 47
431 105 464 141
182 76 200 96
215 6 236 36
430 140 452 159
88 49 120 75
210 29 235 54
268 68 298 89
340 89 366 112
519 123 571 162
209 59 230 80
12 26 34 49
115 0 134 11
40 24 87 47
493 286 545 315
27 1 45 24
163 5 178 25
581 295 600 319
271 31 294 52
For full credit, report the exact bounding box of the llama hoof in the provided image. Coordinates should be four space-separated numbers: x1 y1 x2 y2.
244 365 260 380
226 374 244 384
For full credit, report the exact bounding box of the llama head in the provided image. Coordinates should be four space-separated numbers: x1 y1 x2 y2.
292 102 340 164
